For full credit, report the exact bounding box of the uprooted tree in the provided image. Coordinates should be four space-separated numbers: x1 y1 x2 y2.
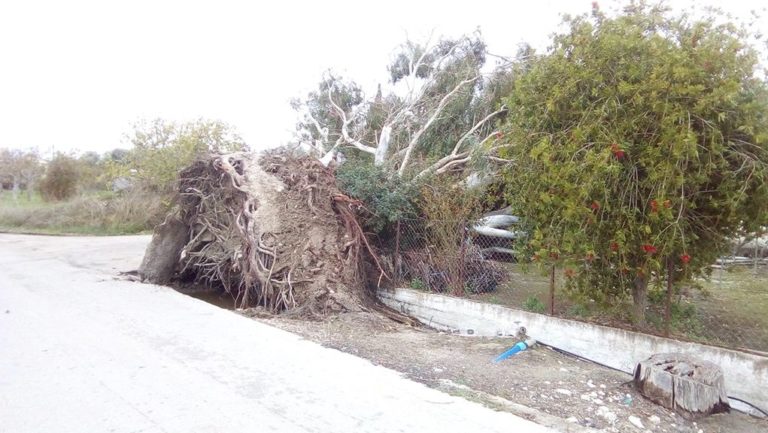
499 2 768 325
139 149 396 316
287 33 519 296
138 34 519 313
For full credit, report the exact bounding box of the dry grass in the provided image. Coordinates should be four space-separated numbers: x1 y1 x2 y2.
0 189 168 235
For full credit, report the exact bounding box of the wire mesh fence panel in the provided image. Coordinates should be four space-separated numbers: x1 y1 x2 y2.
395 219 509 295
392 218 768 355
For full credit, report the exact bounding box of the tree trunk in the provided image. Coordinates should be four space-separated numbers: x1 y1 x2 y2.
632 273 648 326
11 176 19 201
374 126 391 166
665 258 673 337
138 217 188 284
25 179 34 201
634 353 729 418
394 220 402 280
549 265 555 315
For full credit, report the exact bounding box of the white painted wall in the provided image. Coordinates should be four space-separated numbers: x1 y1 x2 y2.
379 288 768 416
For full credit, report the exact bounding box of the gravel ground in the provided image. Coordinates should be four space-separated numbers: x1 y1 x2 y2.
251 311 767 433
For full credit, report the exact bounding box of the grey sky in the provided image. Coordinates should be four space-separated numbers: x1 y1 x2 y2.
0 0 764 155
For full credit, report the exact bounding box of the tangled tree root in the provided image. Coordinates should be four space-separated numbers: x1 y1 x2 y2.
140 149 391 317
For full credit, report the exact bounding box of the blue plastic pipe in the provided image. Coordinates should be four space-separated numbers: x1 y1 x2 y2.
493 339 536 362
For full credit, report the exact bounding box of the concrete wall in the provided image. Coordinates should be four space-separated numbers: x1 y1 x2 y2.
379 288 768 415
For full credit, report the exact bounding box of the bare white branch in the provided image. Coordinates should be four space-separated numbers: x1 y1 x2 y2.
450 106 507 155
398 76 479 176
374 125 392 166
327 87 376 155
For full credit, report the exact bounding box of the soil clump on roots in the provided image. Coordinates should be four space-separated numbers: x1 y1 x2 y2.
139 149 384 317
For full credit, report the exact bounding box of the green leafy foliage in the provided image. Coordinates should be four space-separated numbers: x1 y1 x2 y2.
39 154 79 201
336 160 418 233
522 296 546 313
0 148 43 200
500 2 768 322
293 33 503 179
409 278 426 291
111 119 246 192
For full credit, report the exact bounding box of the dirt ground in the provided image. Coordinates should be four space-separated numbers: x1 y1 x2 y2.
247 311 767 433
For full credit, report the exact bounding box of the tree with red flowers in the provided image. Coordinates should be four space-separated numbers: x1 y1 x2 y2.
500 2 768 325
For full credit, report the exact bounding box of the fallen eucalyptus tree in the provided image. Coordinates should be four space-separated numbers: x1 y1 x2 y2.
139 149 397 317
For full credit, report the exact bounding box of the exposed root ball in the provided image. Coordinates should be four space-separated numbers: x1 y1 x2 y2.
142 149 376 316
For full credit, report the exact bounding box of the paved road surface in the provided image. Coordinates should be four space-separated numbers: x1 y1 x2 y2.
0 234 556 433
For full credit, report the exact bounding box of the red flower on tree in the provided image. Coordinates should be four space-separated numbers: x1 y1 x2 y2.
681 253 691 264
610 242 619 252
650 200 659 213
590 201 600 211
642 244 657 254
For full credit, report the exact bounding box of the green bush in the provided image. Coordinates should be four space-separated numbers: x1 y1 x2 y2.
500 3 768 325
39 154 79 201
409 278 426 291
108 119 246 193
568 303 590 318
336 161 418 233
522 296 546 313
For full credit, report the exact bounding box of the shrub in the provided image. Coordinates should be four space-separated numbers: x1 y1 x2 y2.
500 3 768 324
409 278 426 291
336 161 418 233
523 296 546 313
39 154 79 201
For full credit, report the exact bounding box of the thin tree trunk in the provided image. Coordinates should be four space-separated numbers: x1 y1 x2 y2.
754 229 761 275
549 265 555 315
11 177 19 202
632 273 648 326
665 258 673 337
394 220 402 281
25 178 34 201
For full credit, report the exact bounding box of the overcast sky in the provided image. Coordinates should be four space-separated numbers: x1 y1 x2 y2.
0 0 764 156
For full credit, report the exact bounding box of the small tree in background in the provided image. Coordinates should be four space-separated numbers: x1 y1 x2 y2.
115 119 247 192
500 2 768 324
0 148 43 200
40 153 79 201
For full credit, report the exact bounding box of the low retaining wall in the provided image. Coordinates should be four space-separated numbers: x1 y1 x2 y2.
379 288 768 415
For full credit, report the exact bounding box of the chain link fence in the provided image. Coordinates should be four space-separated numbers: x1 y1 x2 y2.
391 218 768 356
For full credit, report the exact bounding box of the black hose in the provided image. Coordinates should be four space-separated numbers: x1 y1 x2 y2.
536 342 768 418
537 342 633 375
727 396 768 418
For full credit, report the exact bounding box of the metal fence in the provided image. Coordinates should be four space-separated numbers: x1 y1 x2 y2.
392 218 768 356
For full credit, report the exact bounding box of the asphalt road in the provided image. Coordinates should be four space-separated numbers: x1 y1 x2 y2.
0 234 556 433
